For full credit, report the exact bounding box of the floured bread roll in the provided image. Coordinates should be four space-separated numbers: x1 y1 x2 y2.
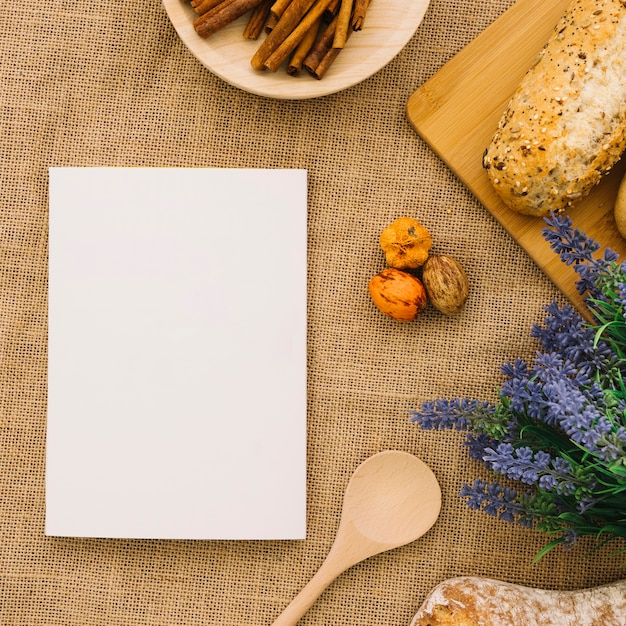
482 0 626 217
410 576 626 626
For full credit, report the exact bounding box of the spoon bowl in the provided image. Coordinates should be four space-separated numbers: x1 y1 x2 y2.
272 450 442 625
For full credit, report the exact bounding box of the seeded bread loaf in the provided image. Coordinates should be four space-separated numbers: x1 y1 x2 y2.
482 0 626 217
410 576 626 626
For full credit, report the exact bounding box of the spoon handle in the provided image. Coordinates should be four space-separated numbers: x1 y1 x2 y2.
271 548 349 626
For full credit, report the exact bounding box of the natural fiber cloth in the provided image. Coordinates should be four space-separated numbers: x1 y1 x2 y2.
0 1 623 625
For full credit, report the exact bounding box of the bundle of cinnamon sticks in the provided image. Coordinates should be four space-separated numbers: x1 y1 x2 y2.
190 0 371 79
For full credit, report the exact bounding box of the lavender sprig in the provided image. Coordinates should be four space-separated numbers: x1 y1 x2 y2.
542 213 620 297
412 214 626 559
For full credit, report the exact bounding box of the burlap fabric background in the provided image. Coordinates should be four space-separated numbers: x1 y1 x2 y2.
1 0 624 624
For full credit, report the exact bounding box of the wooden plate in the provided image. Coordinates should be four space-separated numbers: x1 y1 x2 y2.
406 0 626 316
163 0 432 99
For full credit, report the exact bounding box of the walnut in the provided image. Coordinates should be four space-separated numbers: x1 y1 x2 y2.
421 254 469 316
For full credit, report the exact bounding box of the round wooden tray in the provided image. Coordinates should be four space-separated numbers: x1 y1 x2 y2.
162 0 432 99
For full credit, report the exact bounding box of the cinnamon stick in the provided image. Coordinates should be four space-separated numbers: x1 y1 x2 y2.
323 0 340 21
308 43 344 79
304 15 351 79
264 0 332 72
333 0 353 48
250 0 317 70
303 15 337 74
287 17 321 75
194 0 239 32
192 0 226 15
193 0 265 37
269 0 293 19
243 0 272 39
351 0 370 30
264 12 278 32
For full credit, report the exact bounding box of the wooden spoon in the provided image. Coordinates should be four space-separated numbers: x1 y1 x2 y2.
272 450 442 625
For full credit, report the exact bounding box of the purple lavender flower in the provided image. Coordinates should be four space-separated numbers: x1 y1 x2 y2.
530 302 615 376
576 495 597 515
538 473 558 491
542 214 618 297
463 433 494 461
479 443 584 496
409 398 495 431
541 377 589 427
542 214 600 266
594 425 626 463
616 281 626 312
411 214 626 558
459 479 531 526
499 361 545 419
482 444 542 484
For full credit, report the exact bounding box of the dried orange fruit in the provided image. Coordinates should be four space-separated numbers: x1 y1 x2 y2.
368 268 428 321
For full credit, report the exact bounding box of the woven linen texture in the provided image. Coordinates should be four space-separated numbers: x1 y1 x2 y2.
1 0 624 624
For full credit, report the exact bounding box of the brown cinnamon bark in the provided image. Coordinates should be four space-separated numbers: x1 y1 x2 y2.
264 12 278 32
269 0 293 19
303 14 351 79
263 0 332 72
192 0 226 16
287 17 321 75
250 0 317 70
333 0 353 48
351 0 370 30
303 16 337 74
194 0 239 32
310 45 341 79
193 0 265 37
323 0 340 21
243 0 272 39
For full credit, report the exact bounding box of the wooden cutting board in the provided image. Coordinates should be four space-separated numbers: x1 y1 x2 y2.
406 0 626 316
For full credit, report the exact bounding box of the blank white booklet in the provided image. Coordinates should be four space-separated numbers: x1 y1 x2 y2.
46 167 307 539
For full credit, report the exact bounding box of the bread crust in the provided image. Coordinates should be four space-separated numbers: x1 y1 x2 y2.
483 0 626 217
410 576 626 626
